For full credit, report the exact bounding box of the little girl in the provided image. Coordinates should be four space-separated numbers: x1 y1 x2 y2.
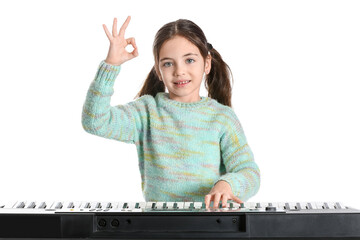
82 16 260 209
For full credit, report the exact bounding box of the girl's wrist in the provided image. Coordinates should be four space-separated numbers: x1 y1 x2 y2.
104 59 122 66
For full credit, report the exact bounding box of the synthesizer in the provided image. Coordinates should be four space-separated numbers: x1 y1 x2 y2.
1 201 360 239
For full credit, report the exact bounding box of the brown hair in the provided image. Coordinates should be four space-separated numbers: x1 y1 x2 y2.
134 19 234 107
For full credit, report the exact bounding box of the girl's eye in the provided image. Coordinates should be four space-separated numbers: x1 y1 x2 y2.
186 59 195 64
163 62 172 67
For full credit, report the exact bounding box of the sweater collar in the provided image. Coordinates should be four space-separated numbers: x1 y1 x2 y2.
156 92 210 109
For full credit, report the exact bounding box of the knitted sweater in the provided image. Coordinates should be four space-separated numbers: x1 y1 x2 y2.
82 60 260 202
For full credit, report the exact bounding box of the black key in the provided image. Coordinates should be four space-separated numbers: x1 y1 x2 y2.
189 203 194 210
38 202 46 209
55 202 63 209
16 202 25 208
27 202 36 209
307 203 313 209
285 203 290 210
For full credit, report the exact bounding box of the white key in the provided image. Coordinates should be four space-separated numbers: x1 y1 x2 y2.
71 201 83 209
259 202 270 210
34 201 45 209
23 201 36 209
175 202 184 209
90 201 101 209
315 202 326 209
299 202 308 210
326 202 336 209
51 201 64 209
194 202 203 209
277 202 286 210
244 202 256 209
165 202 176 209
109 202 120 209
61 201 73 209
231 202 241 209
307 202 318 209
335 202 346 209
288 202 297 210
0 201 11 209
155 202 165 209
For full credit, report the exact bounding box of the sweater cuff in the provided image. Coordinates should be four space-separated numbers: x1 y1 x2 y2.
93 60 121 89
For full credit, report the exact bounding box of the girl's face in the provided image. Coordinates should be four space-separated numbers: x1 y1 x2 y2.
157 35 211 103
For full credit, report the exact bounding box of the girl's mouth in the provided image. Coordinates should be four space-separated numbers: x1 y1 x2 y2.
174 80 191 87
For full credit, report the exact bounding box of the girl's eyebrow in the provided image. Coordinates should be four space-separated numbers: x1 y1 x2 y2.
160 53 198 62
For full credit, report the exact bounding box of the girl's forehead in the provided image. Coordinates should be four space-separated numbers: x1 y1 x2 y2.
159 36 200 56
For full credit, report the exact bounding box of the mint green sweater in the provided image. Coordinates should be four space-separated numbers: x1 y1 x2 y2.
82 60 260 202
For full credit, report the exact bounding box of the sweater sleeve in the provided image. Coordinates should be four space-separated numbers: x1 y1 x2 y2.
81 60 138 144
216 108 260 201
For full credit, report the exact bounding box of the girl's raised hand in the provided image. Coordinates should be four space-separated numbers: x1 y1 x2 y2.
103 16 138 66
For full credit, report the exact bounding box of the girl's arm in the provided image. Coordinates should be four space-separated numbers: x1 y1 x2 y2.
82 16 140 143
206 108 260 208
81 61 138 144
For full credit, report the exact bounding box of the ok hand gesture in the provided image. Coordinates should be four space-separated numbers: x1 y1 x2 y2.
103 16 138 66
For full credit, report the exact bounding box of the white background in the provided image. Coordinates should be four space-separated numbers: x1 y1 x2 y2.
0 0 359 208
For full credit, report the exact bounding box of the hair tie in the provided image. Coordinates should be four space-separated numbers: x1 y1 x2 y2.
207 42 213 51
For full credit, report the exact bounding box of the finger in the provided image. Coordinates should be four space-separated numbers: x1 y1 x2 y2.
126 38 138 57
131 46 139 57
213 193 221 209
221 196 228 208
204 194 212 209
231 195 243 204
126 37 137 48
102 24 113 41
119 16 131 37
112 18 118 36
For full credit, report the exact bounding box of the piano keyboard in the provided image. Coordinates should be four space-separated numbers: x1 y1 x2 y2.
0 200 352 213
1 200 359 239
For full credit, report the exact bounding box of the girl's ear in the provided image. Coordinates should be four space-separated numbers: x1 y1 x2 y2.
205 54 212 74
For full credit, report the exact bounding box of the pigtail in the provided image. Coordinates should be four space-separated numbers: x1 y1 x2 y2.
205 48 234 108
134 66 165 99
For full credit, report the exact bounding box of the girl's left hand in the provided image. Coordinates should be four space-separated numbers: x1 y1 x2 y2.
204 180 243 209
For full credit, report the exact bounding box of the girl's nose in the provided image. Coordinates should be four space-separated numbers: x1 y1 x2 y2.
174 64 185 76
